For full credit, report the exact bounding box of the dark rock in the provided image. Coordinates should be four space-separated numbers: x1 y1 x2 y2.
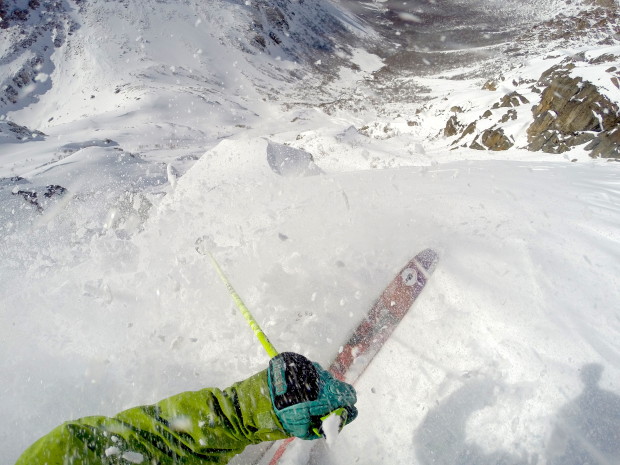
0 2 73 107
0 1 8 29
269 31 282 45
247 0 348 65
567 132 596 146
264 5 288 31
253 35 267 49
480 128 514 151
461 122 477 138
499 109 518 123
12 189 43 212
529 130 571 154
44 185 67 198
453 121 477 145
11 184 68 212
589 53 618 65
482 80 498 91
491 91 530 109
527 64 620 155
444 115 462 137
586 128 620 158
0 120 46 142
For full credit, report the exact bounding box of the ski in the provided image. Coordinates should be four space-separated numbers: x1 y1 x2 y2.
264 248 439 465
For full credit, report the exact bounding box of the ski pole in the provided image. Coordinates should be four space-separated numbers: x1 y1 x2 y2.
197 240 346 441
205 250 279 359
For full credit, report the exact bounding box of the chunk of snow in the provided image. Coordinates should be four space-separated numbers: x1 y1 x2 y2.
322 413 342 447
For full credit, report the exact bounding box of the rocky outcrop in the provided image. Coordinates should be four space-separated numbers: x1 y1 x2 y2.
526 6 620 46
246 0 361 68
11 184 67 213
442 47 620 159
0 56 44 107
0 1 75 109
250 1 290 49
527 54 620 157
0 120 46 142
444 91 526 151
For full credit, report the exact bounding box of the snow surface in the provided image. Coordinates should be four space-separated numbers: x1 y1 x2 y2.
1 1 620 465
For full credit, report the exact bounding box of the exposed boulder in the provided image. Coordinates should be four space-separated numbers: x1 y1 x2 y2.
469 128 514 151
528 6 620 44
480 128 514 151
443 115 463 137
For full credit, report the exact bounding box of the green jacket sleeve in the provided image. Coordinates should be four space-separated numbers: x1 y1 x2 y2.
15 370 290 465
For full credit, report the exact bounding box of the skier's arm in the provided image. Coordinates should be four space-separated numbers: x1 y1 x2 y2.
16 371 287 465
16 353 357 465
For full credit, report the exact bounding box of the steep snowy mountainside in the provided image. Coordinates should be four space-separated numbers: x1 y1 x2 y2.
0 0 372 168
0 0 379 262
2 1 620 464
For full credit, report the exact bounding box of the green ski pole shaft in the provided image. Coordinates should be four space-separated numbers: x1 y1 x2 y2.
207 251 279 359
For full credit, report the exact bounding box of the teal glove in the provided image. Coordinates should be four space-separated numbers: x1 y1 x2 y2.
267 352 358 440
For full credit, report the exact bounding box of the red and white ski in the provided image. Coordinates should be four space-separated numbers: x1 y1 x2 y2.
264 248 439 465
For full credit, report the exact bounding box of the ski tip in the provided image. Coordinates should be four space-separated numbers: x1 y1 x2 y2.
414 248 439 274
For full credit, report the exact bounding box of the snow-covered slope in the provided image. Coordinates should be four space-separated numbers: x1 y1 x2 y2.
2 1 620 464
3 138 619 464
0 0 372 172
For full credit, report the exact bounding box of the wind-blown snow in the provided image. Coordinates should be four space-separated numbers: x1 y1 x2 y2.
1 1 620 465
